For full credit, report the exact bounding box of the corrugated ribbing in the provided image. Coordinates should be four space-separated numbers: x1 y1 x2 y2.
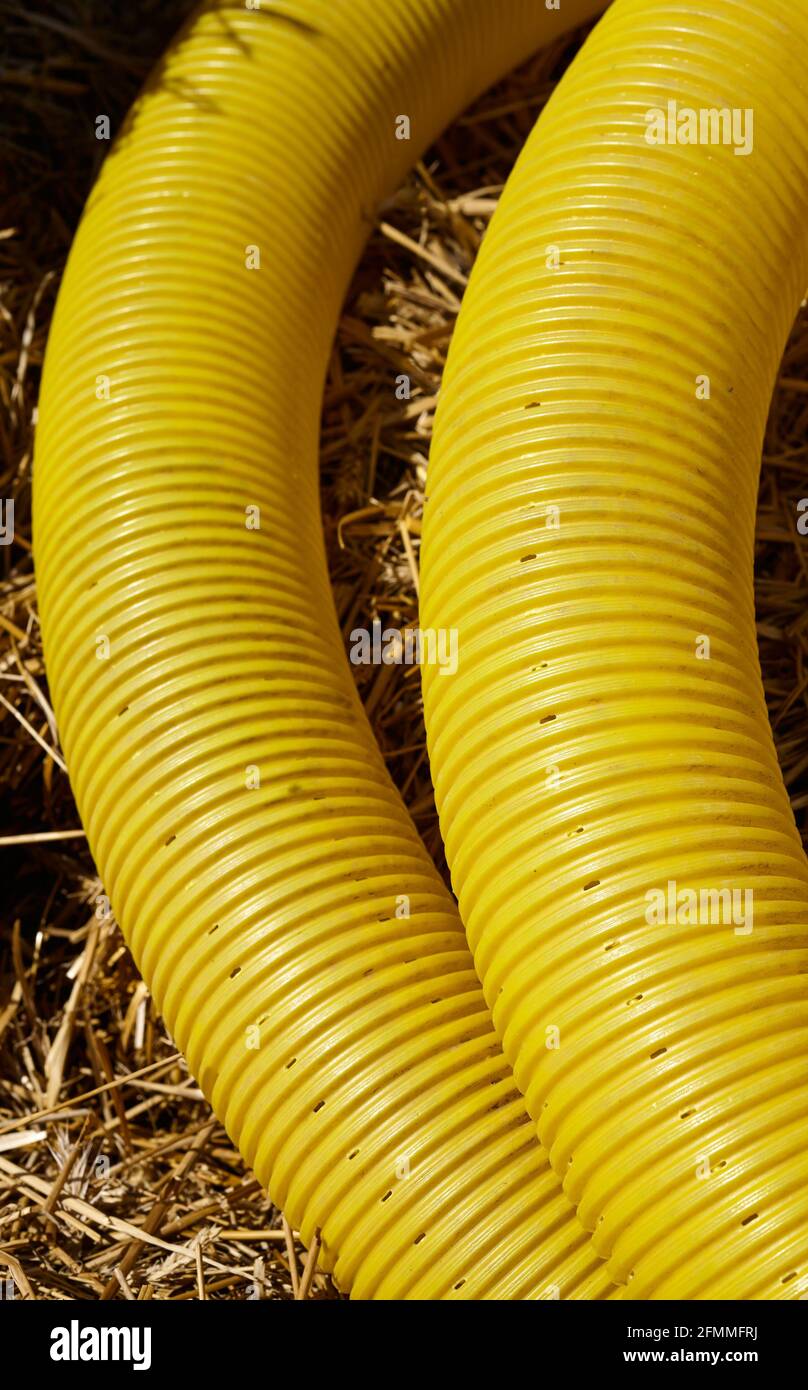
33 0 613 1299
421 0 808 1298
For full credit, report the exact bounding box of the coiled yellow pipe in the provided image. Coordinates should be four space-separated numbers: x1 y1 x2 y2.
32 0 613 1299
421 0 808 1300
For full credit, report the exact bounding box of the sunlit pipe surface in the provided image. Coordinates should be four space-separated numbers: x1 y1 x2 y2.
421 0 808 1301
33 0 612 1299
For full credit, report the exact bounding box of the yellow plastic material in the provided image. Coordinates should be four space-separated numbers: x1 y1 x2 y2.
32 0 613 1299
421 0 808 1300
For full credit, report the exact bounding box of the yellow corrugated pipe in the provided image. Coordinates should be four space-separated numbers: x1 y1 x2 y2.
32 0 614 1299
421 0 808 1300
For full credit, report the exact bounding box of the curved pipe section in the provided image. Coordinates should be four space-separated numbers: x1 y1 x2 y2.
421 0 808 1299
33 0 611 1299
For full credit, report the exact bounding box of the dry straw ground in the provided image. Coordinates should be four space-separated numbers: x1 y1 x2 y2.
2 2 808 1301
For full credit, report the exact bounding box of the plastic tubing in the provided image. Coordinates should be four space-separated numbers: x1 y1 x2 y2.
421 0 808 1301
32 0 613 1300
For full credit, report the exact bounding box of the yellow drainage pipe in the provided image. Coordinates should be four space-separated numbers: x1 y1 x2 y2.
33 0 611 1299
421 0 808 1300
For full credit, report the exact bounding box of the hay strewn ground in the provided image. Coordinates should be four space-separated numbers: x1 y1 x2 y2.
2 3 808 1300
